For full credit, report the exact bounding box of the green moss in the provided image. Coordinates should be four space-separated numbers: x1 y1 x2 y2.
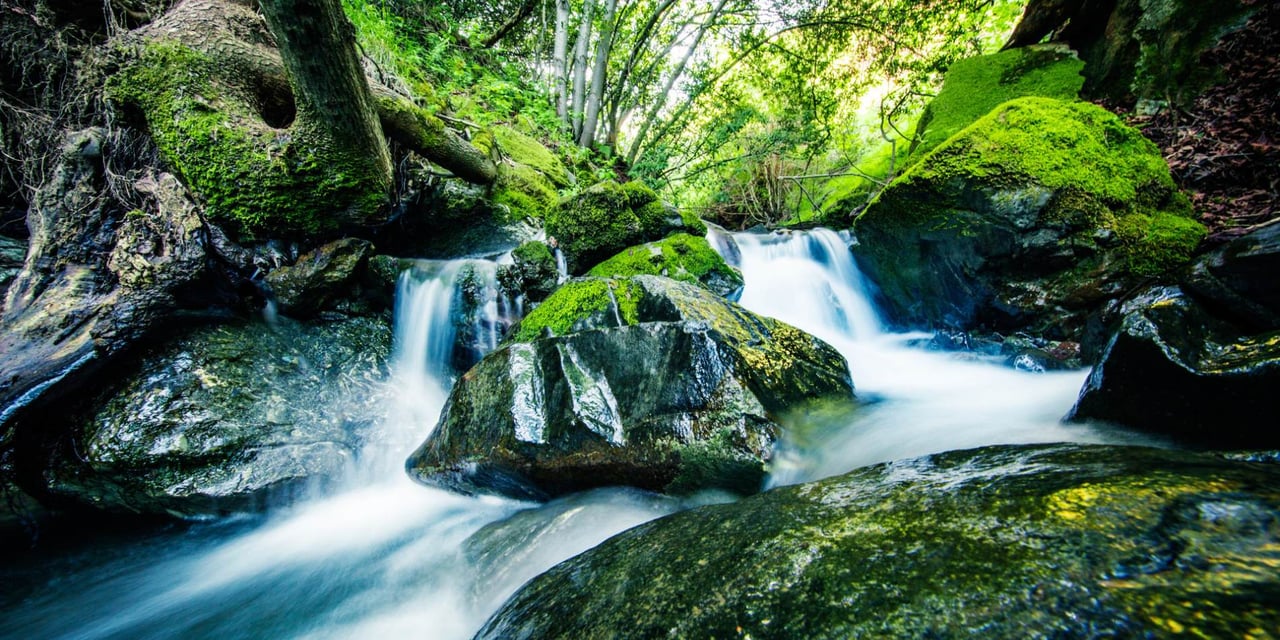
509 278 643 342
546 181 657 273
892 97 1192 252
911 46 1085 162
491 163 558 223
588 234 742 294
492 126 569 187
1115 210 1207 276
107 41 387 237
512 239 555 267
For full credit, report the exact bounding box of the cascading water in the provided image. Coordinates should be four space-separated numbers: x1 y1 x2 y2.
1 230 1147 639
712 226 1145 486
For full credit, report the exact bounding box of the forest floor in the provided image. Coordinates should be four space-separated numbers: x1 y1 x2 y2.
1126 0 1279 244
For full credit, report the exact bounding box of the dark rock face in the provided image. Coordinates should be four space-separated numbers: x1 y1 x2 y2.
478 443 1280 639
497 241 559 303
1069 286 1280 448
406 276 854 500
43 317 391 517
1070 223 1280 448
0 130 217 447
265 237 372 317
854 97 1202 344
0 235 24 296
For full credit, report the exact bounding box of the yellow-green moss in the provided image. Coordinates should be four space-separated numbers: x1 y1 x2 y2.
492 126 569 187
886 96 1205 271
510 278 643 342
588 234 742 294
491 163 558 223
107 41 387 237
546 180 680 273
911 46 1085 162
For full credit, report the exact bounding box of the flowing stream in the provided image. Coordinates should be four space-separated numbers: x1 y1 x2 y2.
1 230 1142 639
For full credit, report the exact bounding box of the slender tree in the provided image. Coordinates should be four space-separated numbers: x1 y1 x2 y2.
578 0 619 147
553 0 571 120
570 0 597 137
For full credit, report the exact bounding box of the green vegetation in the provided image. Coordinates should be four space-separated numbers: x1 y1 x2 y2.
492 126 570 187
510 278 643 342
588 234 742 294
491 163 559 223
910 45 1085 162
108 41 385 236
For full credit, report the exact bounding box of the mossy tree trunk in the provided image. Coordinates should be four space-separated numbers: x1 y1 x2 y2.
257 0 393 207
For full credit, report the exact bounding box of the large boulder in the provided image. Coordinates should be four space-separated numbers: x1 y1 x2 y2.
478 443 1280 639
1068 287 1280 448
855 97 1204 344
497 241 560 303
406 276 854 500
42 316 391 517
588 233 744 300
545 181 705 274
265 238 372 317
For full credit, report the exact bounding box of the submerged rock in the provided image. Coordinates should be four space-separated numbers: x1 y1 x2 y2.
588 233 744 300
44 316 391 518
855 97 1204 344
1068 286 1280 448
406 275 853 500
478 443 1280 639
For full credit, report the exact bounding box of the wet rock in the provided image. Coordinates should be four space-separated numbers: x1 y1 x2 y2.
587 233 744 300
0 131 217 448
1067 286 1280 448
43 316 391 518
497 241 559 303
478 443 1280 639
1183 220 1280 332
0 235 24 298
264 238 372 317
406 275 854 500
855 97 1203 345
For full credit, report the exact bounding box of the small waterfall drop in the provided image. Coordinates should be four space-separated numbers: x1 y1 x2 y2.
716 227 1131 486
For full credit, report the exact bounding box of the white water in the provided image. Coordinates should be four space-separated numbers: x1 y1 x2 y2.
720 227 1139 485
1 229 1144 639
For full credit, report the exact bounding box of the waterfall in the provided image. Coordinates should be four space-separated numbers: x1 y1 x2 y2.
1 231 1145 640
714 227 1129 486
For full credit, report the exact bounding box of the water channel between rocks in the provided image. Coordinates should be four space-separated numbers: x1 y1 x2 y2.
0 228 1149 640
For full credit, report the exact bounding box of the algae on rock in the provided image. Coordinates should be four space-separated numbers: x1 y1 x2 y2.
546 180 697 274
588 233 744 299
479 443 1280 639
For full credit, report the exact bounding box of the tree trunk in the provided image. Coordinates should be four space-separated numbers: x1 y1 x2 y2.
553 0 570 121
603 0 678 147
482 0 543 48
570 0 596 139
257 0 393 213
578 0 618 148
627 0 728 165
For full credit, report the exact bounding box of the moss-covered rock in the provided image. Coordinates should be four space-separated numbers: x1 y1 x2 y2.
478 443 1280 639
855 96 1204 343
910 45 1085 161
44 317 391 517
108 41 387 237
545 180 696 274
588 234 744 300
498 240 560 303
406 275 854 500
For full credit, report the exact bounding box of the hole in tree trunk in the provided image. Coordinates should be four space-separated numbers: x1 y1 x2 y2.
256 76 297 129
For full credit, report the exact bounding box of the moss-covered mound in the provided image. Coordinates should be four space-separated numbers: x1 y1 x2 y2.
490 126 570 187
108 41 387 237
910 45 1085 161
546 181 698 274
407 275 854 500
855 96 1205 342
588 234 743 299
478 443 1280 639
489 163 559 223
